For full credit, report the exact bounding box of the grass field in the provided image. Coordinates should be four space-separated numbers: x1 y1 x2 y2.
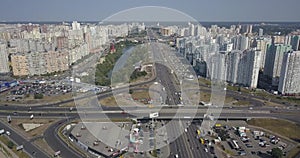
200 92 238 104
232 100 250 106
247 118 300 141
131 90 150 100
198 78 211 86
99 90 150 106
287 145 300 158
99 96 118 106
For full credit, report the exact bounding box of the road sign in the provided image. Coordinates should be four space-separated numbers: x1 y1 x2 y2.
149 112 159 118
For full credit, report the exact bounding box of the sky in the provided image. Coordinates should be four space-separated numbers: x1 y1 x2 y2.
1 0 300 22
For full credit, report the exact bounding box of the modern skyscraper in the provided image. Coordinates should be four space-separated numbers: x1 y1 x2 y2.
278 51 300 95
0 42 10 74
263 44 292 87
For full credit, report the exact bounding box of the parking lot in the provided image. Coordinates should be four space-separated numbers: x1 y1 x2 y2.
208 121 295 158
0 81 73 101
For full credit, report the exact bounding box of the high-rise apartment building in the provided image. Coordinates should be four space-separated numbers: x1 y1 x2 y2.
291 35 300 51
11 51 69 76
259 28 264 37
278 51 300 95
236 49 261 88
226 50 242 84
0 42 9 73
263 44 292 86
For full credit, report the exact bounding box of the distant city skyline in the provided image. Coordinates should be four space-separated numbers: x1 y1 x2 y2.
1 0 300 22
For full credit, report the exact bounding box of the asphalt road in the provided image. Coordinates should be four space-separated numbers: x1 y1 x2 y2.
0 121 49 158
0 39 300 158
44 118 83 158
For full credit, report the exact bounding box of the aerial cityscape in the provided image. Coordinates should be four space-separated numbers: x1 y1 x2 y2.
0 1 300 158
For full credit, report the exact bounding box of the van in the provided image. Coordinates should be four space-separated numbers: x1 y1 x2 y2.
16 145 23 151
0 129 4 135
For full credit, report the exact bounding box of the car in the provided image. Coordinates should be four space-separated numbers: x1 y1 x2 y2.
245 144 253 148
54 150 61 157
6 131 10 136
204 148 208 152
174 154 179 158
239 151 246 156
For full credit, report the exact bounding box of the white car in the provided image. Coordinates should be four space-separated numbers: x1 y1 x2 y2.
204 148 208 152
175 154 179 158
6 131 10 136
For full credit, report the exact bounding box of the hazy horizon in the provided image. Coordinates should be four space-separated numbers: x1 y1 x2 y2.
1 0 300 22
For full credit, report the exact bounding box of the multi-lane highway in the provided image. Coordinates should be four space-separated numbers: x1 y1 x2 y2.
0 37 300 158
0 121 49 158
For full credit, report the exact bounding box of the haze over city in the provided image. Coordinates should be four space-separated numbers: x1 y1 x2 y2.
1 0 300 22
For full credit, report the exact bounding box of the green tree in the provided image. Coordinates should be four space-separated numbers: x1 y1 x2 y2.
7 141 14 149
271 147 283 158
34 93 44 99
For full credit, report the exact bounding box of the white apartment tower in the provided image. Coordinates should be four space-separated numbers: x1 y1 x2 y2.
0 42 9 73
264 44 292 86
237 49 261 88
278 51 300 95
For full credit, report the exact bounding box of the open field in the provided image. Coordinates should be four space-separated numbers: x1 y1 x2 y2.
99 96 118 106
247 118 300 141
198 78 211 86
99 90 151 106
287 145 300 158
131 90 150 100
232 100 250 106
200 91 239 105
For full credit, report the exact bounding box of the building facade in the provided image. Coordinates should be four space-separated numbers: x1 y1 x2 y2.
0 42 9 73
278 51 300 95
263 44 292 86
